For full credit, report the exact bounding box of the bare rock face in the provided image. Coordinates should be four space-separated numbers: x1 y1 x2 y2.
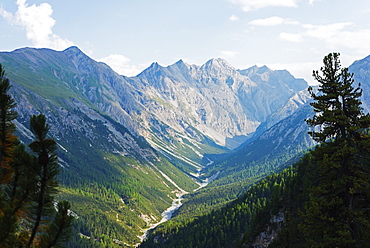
350 55 370 114
245 211 285 248
129 57 307 151
0 46 308 173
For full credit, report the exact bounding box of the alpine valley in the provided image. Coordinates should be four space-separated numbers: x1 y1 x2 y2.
1 46 370 247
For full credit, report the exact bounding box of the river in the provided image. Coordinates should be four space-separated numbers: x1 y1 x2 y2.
137 192 185 244
136 169 220 245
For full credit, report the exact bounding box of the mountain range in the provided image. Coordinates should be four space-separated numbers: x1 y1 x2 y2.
1 46 369 246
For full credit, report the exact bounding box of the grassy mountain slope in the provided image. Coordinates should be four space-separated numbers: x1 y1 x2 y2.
1 48 199 246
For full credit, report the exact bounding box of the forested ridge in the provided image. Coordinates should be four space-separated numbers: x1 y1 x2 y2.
141 53 370 248
140 163 295 248
141 133 370 247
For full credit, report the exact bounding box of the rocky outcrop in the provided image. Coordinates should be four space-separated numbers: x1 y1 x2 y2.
130 57 308 151
248 211 285 248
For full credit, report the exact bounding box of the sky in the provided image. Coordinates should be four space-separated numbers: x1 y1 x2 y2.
1 0 370 85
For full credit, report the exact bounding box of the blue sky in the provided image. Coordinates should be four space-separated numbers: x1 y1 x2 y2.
1 0 370 84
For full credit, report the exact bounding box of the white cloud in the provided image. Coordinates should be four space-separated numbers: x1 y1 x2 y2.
0 6 12 20
249 16 299 26
328 28 370 52
301 22 352 41
99 54 143 77
229 0 298 12
229 15 240 21
279 32 303 42
280 22 370 52
219 50 238 59
0 0 73 50
308 0 322 4
228 0 323 11
362 8 370 13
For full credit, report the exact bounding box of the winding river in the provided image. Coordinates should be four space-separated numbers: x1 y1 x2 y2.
137 170 220 245
137 192 185 244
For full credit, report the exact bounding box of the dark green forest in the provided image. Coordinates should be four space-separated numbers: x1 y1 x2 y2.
141 53 370 248
140 163 295 248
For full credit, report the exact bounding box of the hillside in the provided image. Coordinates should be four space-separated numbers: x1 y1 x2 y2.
0 46 314 246
173 54 370 222
0 47 197 246
140 53 370 248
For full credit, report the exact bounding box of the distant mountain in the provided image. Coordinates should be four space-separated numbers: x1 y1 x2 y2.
174 54 370 222
350 54 370 113
204 100 315 186
0 47 198 245
129 57 307 151
0 46 310 246
170 94 315 222
141 54 370 248
202 54 370 186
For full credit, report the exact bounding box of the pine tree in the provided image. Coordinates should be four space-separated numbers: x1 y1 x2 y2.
0 63 17 183
0 63 21 246
26 114 65 247
306 53 368 143
302 53 370 247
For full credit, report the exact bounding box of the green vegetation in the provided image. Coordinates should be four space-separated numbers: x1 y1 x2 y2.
0 64 74 247
172 175 262 222
1 51 200 246
246 54 370 247
3 47 369 248
0 54 88 108
57 140 198 246
204 103 313 187
140 163 295 248
141 53 370 248
171 104 312 222
301 53 370 247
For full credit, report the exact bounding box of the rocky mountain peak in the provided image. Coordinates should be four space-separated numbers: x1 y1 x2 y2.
60 46 101 75
238 65 272 78
174 59 186 65
197 58 241 82
63 46 83 54
137 62 165 81
63 46 93 62
139 62 164 75
201 58 234 71
173 59 192 71
238 65 307 93
0 45 312 163
350 54 370 74
256 65 272 77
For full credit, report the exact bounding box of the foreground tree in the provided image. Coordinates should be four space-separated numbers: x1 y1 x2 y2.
0 64 73 247
302 53 370 247
0 64 17 184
